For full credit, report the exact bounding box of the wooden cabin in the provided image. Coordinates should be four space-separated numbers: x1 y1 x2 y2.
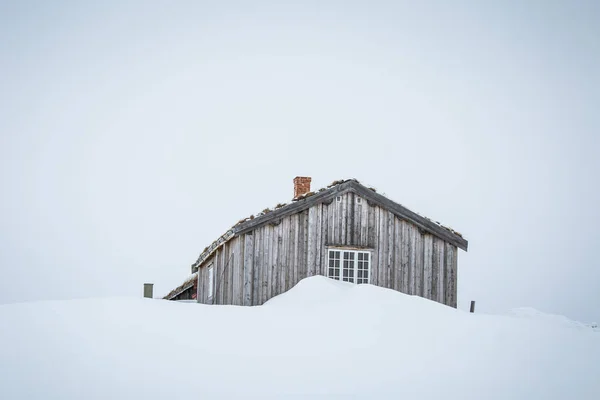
164 177 468 307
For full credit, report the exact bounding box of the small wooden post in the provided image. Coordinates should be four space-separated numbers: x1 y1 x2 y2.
470 300 476 313
143 283 154 299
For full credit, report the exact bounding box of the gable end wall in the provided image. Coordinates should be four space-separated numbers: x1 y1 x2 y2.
196 192 458 307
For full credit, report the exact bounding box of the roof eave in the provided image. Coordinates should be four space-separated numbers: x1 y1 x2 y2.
347 182 468 251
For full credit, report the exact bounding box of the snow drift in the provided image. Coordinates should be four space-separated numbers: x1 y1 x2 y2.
0 276 598 399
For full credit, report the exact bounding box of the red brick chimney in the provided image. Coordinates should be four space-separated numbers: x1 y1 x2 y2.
293 176 312 199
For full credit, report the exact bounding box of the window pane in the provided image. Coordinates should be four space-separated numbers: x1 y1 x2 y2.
342 251 355 284
357 252 369 284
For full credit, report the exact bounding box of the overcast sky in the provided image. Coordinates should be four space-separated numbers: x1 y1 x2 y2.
1 1 598 322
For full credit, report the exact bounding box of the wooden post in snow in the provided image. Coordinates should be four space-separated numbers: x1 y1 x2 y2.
144 283 154 299
470 300 476 313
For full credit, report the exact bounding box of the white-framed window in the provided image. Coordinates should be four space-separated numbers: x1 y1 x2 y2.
207 265 214 299
356 197 362 205
327 249 370 284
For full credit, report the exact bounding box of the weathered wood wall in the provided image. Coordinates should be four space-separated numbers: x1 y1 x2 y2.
196 192 458 308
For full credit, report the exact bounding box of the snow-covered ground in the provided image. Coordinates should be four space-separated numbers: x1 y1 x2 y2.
0 276 598 399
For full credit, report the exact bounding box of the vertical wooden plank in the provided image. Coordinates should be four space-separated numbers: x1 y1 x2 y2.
252 227 262 305
263 225 272 304
275 223 282 296
432 238 445 304
217 247 224 305
369 206 381 285
414 230 424 297
294 214 300 286
307 206 317 277
319 204 328 276
352 193 359 246
226 242 232 304
197 265 204 304
392 218 401 291
452 246 458 308
238 236 244 305
202 263 208 303
236 235 241 306
315 204 322 276
264 226 271 302
225 243 231 304
200 266 205 304
289 214 297 290
332 198 339 245
347 193 352 245
195 266 201 304
279 217 288 294
367 202 376 248
257 227 265 305
303 209 310 280
327 201 335 245
340 194 347 246
386 211 394 290
228 241 235 304
445 243 457 307
225 243 230 304
297 210 308 281
212 248 218 304
423 235 433 300
359 198 368 247
335 195 346 246
431 237 439 302
224 243 230 305
233 238 240 305
271 223 280 299
243 233 254 306
292 214 299 287
438 238 446 304
378 210 387 288
220 244 226 305
264 226 270 304
400 221 409 294
408 224 417 295
228 241 235 305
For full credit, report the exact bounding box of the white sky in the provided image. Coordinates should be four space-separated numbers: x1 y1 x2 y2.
1 1 599 322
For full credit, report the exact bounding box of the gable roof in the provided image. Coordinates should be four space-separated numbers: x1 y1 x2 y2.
190 179 468 273
163 272 197 300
